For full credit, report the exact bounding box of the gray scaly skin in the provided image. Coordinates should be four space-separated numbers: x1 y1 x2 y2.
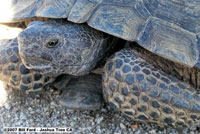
0 38 55 93
18 20 113 77
103 47 200 127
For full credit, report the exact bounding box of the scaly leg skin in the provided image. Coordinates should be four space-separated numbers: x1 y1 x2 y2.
103 48 200 127
0 38 55 93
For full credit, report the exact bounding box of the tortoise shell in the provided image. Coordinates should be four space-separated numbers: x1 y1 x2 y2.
1 0 200 68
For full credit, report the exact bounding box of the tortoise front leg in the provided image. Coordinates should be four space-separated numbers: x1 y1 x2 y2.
0 38 55 93
103 48 200 127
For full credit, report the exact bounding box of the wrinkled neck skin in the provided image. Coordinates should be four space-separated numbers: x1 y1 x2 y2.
18 20 113 77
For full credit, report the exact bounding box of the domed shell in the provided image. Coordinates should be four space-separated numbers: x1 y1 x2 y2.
1 0 200 69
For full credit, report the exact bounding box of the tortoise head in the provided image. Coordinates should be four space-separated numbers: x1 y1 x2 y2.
18 20 109 76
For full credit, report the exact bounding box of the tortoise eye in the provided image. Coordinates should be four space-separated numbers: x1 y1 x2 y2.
47 39 58 48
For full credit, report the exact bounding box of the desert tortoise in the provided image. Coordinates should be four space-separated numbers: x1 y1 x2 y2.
0 0 200 127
